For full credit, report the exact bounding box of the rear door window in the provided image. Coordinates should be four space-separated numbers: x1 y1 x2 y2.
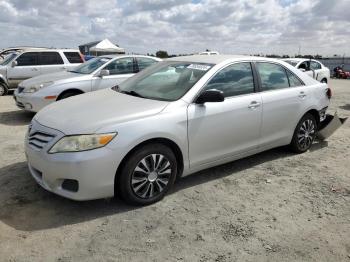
64 52 84 63
310 61 321 70
256 62 290 91
136 57 158 71
286 70 304 87
39 52 64 65
16 52 39 66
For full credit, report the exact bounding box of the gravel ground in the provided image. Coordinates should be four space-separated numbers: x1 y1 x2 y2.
0 79 349 262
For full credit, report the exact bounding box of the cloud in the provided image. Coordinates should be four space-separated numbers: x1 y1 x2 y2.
0 0 349 55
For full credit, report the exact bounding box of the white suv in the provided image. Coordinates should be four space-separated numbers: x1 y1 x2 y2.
283 58 330 84
0 49 84 95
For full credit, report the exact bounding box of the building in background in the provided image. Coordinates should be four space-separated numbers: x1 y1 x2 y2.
79 39 125 56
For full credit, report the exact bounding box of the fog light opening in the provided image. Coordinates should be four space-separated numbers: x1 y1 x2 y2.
62 179 79 192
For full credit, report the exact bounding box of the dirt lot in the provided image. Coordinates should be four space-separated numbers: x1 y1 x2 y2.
0 79 349 262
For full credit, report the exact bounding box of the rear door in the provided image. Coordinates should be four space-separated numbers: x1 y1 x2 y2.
92 57 136 91
38 52 66 75
310 61 324 81
257 62 307 147
7 52 40 88
188 62 262 168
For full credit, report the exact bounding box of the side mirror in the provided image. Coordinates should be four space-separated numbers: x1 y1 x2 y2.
99 69 110 77
299 68 306 72
11 61 17 67
195 89 225 104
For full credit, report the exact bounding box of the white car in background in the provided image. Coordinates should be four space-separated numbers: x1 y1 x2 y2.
283 58 330 83
0 48 84 95
14 55 161 112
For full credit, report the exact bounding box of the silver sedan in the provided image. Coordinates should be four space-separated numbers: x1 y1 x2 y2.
26 55 331 205
14 55 161 112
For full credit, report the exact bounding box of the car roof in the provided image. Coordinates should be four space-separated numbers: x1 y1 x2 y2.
100 54 162 60
166 55 281 65
18 48 80 53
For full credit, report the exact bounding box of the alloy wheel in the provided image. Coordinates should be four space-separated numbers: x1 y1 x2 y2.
131 154 172 199
297 119 316 150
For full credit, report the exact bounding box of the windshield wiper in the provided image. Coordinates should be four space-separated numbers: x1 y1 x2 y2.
120 90 145 98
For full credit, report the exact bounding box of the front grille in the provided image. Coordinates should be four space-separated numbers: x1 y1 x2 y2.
28 131 56 150
18 86 25 93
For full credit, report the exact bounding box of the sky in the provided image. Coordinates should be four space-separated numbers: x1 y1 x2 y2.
0 0 349 56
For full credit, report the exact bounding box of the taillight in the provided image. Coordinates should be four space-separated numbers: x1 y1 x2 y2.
326 87 332 99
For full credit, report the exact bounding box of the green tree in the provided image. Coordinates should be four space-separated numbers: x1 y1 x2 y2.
156 50 169 58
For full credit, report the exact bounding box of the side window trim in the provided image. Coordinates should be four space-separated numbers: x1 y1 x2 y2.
193 61 258 102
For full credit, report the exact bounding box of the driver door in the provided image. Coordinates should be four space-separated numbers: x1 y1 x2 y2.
187 62 262 168
91 57 136 91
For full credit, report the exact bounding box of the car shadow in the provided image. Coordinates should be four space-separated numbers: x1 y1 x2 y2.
0 145 327 232
339 104 350 111
0 110 35 126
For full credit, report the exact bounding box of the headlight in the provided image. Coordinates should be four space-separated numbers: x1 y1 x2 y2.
23 81 54 93
49 133 117 153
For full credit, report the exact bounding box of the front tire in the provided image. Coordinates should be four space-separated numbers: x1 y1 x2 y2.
290 113 317 153
118 143 177 205
0 83 8 96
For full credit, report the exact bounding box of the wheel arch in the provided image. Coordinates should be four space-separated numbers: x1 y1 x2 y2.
57 88 84 100
0 75 8 86
305 109 320 127
114 137 184 196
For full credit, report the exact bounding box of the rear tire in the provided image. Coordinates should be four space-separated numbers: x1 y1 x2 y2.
118 143 177 205
57 91 82 100
0 83 8 96
290 113 317 153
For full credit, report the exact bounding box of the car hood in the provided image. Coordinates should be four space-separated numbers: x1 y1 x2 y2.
20 71 87 88
34 88 170 134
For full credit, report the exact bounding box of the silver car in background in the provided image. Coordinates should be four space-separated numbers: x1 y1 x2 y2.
14 55 161 112
26 55 331 205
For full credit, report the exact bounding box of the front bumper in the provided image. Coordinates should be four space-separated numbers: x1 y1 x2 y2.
14 89 53 112
25 120 122 201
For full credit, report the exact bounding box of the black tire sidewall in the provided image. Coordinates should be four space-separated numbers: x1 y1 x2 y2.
291 113 317 153
0 83 8 96
118 143 177 205
58 92 80 100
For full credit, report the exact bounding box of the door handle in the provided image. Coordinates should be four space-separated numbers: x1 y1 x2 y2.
298 92 307 98
248 101 261 109
31 68 38 71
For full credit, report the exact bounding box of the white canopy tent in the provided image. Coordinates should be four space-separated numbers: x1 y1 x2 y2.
89 39 124 54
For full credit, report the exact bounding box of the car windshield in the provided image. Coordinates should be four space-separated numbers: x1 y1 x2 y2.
115 61 214 101
0 53 18 65
283 60 299 67
68 57 111 74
